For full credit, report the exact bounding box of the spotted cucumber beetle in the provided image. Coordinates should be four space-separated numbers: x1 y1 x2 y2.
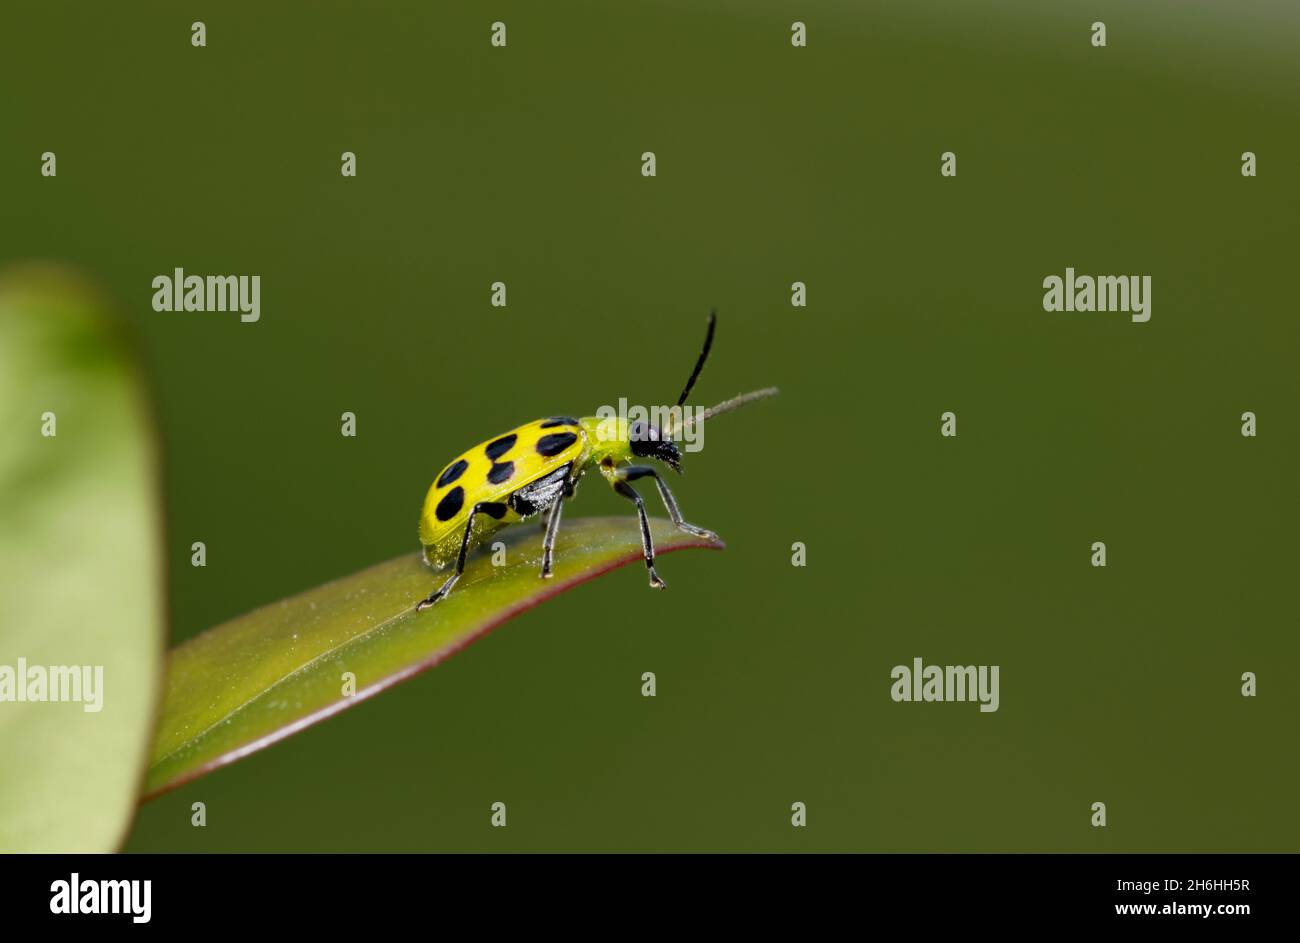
415 313 777 610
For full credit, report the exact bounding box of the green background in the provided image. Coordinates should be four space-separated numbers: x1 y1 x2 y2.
3 0 1297 851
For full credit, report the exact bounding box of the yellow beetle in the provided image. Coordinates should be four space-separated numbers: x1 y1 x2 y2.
415 313 777 610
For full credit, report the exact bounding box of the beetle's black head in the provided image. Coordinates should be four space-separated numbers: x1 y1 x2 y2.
623 311 718 474
628 420 682 473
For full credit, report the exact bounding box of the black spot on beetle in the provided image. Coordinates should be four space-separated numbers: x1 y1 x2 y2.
436 459 468 488
435 486 465 522
485 434 517 460
540 416 579 428
536 432 578 456
480 502 508 520
487 461 515 485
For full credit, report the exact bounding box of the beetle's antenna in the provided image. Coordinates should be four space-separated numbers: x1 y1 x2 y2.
674 311 716 408
663 386 779 437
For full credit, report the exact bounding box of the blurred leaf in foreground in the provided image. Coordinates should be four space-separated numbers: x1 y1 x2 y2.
144 517 721 798
0 265 165 852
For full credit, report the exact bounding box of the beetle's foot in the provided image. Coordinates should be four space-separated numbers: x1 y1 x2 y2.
415 592 443 612
648 568 667 590
416 574 459 611
678 522 719 542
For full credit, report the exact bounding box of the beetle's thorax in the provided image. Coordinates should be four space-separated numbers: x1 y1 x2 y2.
579 415 635 470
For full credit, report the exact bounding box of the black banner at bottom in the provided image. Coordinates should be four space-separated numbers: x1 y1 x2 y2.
0 852 1288 930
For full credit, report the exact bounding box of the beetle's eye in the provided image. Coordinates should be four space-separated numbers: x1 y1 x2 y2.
629 421 657 458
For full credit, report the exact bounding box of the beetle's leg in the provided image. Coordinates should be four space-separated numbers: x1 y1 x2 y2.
416 572 460 612
416 502 504 610
618 465 719 542
612 480 666 589
540 497 564 579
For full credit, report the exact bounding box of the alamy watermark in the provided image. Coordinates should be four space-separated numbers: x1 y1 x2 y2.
152 268 260 322
890 657 999 713
0 657 104 712
50 874 150 923
1043 267 1151 323
593 398 706 452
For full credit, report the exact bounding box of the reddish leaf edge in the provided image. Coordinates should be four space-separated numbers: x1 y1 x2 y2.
141 532 723 802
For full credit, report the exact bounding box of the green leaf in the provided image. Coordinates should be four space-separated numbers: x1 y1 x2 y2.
144 518 720 798
0 267 165 852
